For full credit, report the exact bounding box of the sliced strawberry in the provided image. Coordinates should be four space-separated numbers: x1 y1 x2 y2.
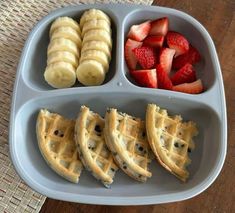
156 64 173 90
131 69 157 88
124 39 143 70
143 35 164 48
149 17 169 36
159 48 176 74
166 31 189 57
171 63 197 85
172 45 201 69
133 46 157 69
127 21 151 42
173 79 203 94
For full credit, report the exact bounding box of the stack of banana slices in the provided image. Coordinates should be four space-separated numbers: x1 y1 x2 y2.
44 17 82 88
76 9 112 86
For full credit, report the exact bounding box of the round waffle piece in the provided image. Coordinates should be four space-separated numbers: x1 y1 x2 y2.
146 104 198 182
74 106 118 188
36 109 83 183
104 108 152 182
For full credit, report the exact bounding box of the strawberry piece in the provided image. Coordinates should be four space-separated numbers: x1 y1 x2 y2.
173 79 203 94
149 17 169 36
172 45 201 69
166 31 189 57
127 21 151 41
143 35 164 48
156 64 173 90
131 69 157 88
133 46 157 69
171 63 197 85
159 48 176 74
124 39 143 70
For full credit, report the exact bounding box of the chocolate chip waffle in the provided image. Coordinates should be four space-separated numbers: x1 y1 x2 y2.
146 104 198 182
36 109 83 183
104 108 152 182
74 106 118 188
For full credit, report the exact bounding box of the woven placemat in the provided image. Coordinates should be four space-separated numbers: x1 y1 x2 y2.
0 0 153 212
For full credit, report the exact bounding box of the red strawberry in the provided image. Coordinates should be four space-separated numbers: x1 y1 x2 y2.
166 31 189 57
131 69 157 88
172 45 201 69
159 48 176 74
173 79 203 94
156 64 173 90
127 21 151 41
124 39 143 69
171 63 197 85
143 35 164 48
133 46 157 69
149 17 169 36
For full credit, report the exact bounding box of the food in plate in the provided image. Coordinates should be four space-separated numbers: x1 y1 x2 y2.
36 109 83 183
125 17 203 94
75 106 118 187
104 108 152 182
146 104 198 181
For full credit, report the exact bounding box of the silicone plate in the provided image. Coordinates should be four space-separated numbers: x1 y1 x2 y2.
9 4 227 205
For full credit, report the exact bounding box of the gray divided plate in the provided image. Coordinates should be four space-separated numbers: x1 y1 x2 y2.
9 4 227 205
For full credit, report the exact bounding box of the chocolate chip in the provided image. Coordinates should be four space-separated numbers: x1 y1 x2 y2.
60 133 64 137
143 150 147 154
181 144 185 147
174 143 179 148
138 174 142 178
54 130 59 135
138 146 144 152
123 165 127 170
95 125 101 132
142 132 146 137
188 148 191 153
111 168 115 172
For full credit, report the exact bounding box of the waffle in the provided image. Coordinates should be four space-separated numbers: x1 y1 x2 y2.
74 106 118 188
36 109 83 183
146 104 198 182
104 108 152 182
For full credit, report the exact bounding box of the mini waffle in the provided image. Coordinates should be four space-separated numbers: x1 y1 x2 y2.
75 106 118 188
104 108 152 182
36 109 83 183
146 104 198 181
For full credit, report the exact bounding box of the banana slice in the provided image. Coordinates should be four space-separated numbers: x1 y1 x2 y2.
51 27 82 47
50 17 81 36
83 29 112 48
44 62 76 88
80 9 111 29
47 38 79 57
82 19 111 37
80 50 109 73
76 60 105 86
81 40 111 60
47 51 79 68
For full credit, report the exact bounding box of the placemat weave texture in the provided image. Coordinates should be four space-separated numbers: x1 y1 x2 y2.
0 0 153 212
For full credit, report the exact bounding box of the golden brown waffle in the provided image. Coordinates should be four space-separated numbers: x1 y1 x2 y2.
74 106 118 188
146 104 198 182
36 109 83 183
104 108 152 182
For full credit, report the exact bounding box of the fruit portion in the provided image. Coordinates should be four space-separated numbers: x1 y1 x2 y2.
124 17 203 94
172 45 201 69
124 39 142 70
127 21 151 41
133 46 157 69
131 69 157 88
166 31 189 57
171 63 196 85
149 17 169 36
173 79 203 94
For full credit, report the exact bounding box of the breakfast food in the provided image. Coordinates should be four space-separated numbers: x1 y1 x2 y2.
44 17 81 88
75 106 118 187
36 109 83 183
104 108 152 182
146 104 198 181
76 9 112 86
125 17 203 94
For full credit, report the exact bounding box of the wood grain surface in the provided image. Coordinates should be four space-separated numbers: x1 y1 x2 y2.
40 0 235 212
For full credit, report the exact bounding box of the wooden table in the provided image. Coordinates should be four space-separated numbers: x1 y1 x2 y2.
40 0 235 212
